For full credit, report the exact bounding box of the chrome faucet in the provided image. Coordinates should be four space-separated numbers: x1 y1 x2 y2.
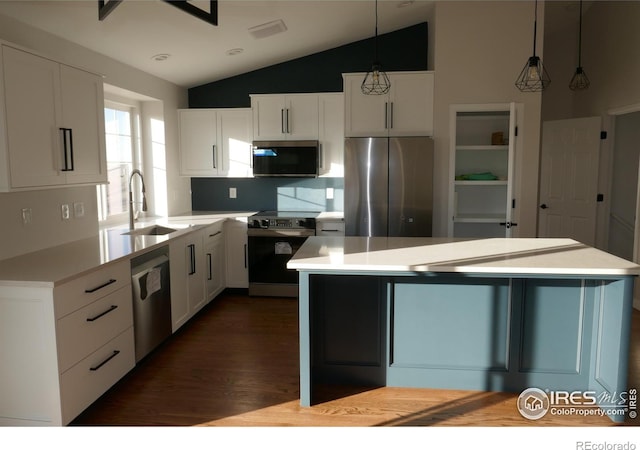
129 169 148 230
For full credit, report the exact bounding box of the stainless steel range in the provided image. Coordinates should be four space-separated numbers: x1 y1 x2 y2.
247 211 318 297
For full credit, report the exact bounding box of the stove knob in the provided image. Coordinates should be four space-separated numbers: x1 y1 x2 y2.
261 219 270 228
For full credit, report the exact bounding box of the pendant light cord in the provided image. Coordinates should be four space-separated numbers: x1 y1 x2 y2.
577 0 583 66
532 0 538 57
374 0 379 61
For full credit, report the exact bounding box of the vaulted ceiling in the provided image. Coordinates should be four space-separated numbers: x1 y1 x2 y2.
0 0 436 88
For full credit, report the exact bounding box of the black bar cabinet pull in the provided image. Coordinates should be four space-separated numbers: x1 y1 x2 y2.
207 253 213 280
85 278 117 293
212 145 217 168
86 305 118 322
244 243 247 268
90 350 120 371
188 244 196 275
60 128 74 172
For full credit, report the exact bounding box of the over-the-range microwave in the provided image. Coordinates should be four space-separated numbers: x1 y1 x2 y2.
252 140 319 177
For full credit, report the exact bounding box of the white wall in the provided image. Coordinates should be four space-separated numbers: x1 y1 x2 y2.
0 13 189 260
432 1 544 237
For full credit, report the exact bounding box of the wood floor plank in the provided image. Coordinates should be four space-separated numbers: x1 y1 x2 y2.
71 291 640 427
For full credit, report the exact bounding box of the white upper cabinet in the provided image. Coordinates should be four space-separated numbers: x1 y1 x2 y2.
251 93 319 141
318 93 344 177
178 108 253 177
343 71 434 137
0 44 107 191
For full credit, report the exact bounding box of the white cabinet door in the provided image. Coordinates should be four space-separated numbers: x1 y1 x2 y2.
0 45 107 190
343 71 434 138
204 228 225 301
218 108 253 177
286 94 319 140
169 235 189 332
179 108 253 177
179 109 219 176
388 72 434 137
170 231 206 332
343 73 388 137
251 94 319 141
224 219 248 288
59 64 107 184
186 230 206 316
1 45 65 188
318 93 344 177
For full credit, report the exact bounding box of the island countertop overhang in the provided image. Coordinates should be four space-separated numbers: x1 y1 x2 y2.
287 237 640 277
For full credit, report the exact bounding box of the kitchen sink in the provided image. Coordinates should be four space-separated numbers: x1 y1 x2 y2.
122 225 177 236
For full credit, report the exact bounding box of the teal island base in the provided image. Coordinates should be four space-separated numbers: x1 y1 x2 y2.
298 272 635 423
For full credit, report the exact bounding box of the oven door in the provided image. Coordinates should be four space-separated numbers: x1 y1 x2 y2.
247 228 314 297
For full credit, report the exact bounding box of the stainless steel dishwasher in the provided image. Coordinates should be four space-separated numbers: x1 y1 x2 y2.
131 246 172 362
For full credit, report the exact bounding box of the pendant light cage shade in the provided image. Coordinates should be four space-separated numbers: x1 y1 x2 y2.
515 56 551 92
361 0 390 95
515 0 550 92
569 0 589 90
361 63 391 95
569 66 590 90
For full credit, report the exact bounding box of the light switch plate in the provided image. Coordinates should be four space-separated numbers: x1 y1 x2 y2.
21 208 32 226
61 204 70 220
74 202 85 218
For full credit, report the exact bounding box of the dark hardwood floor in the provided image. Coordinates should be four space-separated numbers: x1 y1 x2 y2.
71 290 640 427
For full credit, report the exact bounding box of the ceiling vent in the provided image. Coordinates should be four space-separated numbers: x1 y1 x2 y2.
248 19 287 39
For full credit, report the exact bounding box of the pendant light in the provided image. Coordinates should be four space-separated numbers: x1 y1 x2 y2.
569 0 590 90
515 0 551 92
361 0 391 95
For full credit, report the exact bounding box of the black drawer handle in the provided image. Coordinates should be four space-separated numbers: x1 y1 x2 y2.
85 279 117 293
86 305 118 322
89 350 120 371
209 231 222 238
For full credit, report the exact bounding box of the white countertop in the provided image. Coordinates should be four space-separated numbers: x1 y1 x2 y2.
287 236 640 276
0 212 254 287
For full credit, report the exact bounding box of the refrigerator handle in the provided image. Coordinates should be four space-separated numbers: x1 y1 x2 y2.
384 103 388 129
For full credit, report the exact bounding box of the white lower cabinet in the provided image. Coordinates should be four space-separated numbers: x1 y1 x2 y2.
0 259 135 426
224 219 248 288
316 218 345 236
204 221 225 301
170 229 206 332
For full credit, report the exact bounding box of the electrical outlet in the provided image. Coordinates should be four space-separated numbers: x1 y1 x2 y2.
61 204 70 220
229 187 237 199
21 208 32 226
74 202 85 218
326 187 334 200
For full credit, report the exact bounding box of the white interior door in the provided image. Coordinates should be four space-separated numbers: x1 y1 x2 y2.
538 117 601 246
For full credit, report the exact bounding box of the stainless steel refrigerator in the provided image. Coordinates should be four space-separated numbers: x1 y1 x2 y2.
344 137 434 237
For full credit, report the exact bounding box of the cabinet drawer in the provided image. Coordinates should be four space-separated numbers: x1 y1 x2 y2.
56 285 133 373
316 221 345 236
55 260 130 319
59 327 135 425
204 221 224 243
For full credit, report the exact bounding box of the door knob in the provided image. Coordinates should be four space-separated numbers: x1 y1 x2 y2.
540 204 548 209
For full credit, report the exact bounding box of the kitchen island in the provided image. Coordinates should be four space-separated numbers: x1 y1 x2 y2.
287 237 640 422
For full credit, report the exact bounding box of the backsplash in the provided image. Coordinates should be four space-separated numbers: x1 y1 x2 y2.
191 177 344 212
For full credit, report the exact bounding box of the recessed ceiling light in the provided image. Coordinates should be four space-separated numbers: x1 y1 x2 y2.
398 1 414 7
151 53 170 62
226 48 244 56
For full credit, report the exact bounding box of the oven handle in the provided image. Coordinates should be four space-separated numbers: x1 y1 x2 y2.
247 228 315 238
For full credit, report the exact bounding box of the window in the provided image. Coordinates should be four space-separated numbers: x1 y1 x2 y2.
97 103 141 223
